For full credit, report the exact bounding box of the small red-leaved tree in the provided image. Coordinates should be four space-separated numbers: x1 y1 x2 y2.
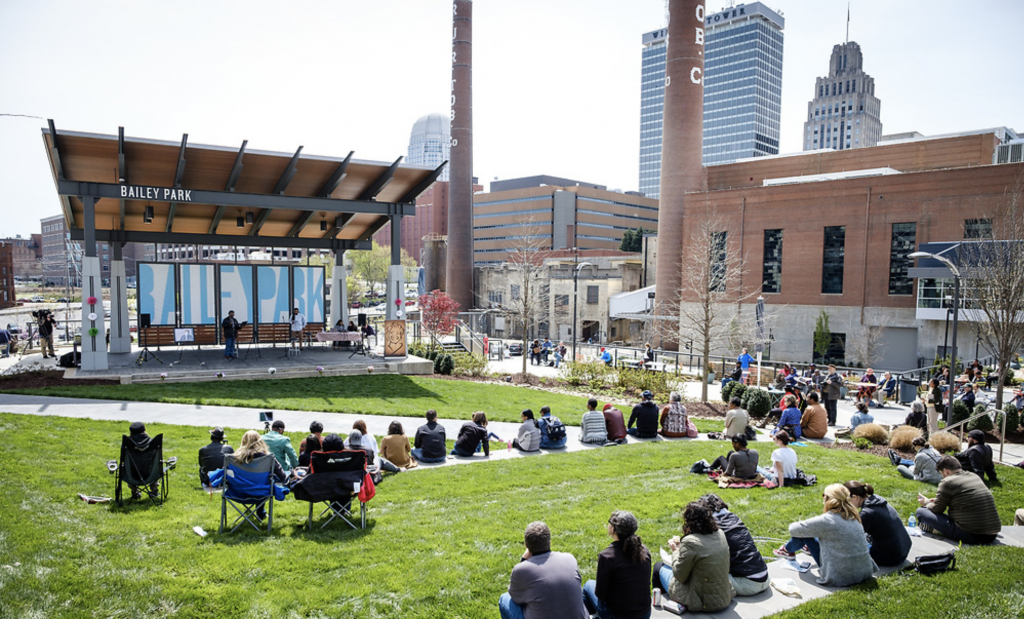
419 290 460 351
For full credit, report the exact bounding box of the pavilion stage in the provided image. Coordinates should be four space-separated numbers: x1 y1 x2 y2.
64 341 433 384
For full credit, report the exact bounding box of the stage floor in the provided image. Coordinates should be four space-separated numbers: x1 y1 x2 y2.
67 340 432 383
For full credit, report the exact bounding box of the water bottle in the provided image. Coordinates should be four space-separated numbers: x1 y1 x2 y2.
908 514 917 529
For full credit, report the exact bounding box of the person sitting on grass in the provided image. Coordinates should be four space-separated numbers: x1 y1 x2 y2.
514 409 543 452
498 521 589 619
849 401 874 431
412 410 447 463
380 421 417 470
451 411 491 458
771 395 802 440
264 419 299 474
698 494 769 597
955 430 998 483
723 397 749 440
601 404 628 443
297 434 320 468
627 390 660 439
233 430 288 520
915 455 1001 545
538 406 568 449
844 481 912 568
709 435 759 480
345 430 402 475
889 437 943 485
760 430 798 487
582 511 652 619
579 399 608 445
799 391 828 439
199 427 233 488
774 484 876 587
660 391 697 438
653 502 735 613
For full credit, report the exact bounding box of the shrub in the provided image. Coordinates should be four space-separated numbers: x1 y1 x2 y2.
950 400 970 425
929 430 962 454
968 407 994 432
853 437 873 450
434 353 454 375
1001 403 1020 433
745 389 772 418
616 368 670 402
853 422 888 445
721 381 735 402
889 425 923 451
452 352 488 377
731 383 747 402
559 359 614 389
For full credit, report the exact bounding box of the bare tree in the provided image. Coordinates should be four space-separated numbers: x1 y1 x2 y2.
678 213 752 402
489 219 550 377
958 174 1024 410
846 321 890 368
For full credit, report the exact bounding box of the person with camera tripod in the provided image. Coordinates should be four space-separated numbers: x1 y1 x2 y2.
37 310 58 359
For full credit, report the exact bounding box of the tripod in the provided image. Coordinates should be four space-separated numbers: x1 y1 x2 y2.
135 327 162 365
243 324 261 360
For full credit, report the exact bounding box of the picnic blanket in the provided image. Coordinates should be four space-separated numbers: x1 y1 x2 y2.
708 470 771 489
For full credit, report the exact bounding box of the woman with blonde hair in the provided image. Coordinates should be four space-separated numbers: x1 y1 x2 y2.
234 430 288 483
773 484 875 586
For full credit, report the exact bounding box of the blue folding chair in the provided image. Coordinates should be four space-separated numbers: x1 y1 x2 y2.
218 453 277 533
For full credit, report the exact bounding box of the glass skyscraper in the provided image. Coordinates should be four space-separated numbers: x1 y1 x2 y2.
639 3 785 198
408 113 451 181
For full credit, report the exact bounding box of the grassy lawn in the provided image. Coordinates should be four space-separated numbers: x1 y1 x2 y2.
2 374 721 431
1 413 1023 619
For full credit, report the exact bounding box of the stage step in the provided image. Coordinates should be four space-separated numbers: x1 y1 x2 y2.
126 364 394 384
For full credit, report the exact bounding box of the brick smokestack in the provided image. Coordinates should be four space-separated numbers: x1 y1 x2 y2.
654 0 707 350
446 0 475 311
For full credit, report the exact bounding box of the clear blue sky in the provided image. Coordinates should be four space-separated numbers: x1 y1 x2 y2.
1 0 1021 238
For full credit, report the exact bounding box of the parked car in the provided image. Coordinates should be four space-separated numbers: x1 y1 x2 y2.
509 343 523 356
405 300 415 306
351 301 362 309
31 295 45 303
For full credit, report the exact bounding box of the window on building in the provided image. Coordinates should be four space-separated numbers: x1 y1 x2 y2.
888 223 916 295
555 294 569 307
821 226 845 294
762 229 783 293
510 284 520 301
964 218 993 239
586 285 599 304
488 291 503 306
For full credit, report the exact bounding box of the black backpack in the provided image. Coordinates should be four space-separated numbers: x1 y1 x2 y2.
544 416 567 442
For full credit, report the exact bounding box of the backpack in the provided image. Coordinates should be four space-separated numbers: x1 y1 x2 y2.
904 551 956 575
544 416 567 442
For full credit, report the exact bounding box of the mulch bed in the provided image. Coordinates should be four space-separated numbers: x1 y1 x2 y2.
821 441 910 459
0 370 119 390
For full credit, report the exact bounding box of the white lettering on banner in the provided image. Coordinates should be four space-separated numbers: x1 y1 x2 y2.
120 185 191 202
695 5 704 20
695 27 704 45
691 67 703 84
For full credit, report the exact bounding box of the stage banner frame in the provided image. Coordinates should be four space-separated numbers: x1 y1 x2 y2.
218 264 256 326
179 264 217 325
256 265 291 325
292 265 326 325
137 262 178 326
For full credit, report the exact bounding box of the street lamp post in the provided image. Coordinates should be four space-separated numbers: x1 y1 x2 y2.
911 251 961 423
571 252 592 364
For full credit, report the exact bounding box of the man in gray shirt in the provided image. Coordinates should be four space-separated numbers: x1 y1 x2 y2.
498 521 589 619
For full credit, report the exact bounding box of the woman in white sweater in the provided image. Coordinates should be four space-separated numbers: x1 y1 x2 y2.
774 484 876 587
513 409 542 452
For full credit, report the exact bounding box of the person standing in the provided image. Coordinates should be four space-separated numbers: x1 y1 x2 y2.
737 347 754 384
924 379 942 435
499 521 589 619
289 307 307 351
822 364 842 426
221 310 240 359
582 511 652 619
38 310 58 359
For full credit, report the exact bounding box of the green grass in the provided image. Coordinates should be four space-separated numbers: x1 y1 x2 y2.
2 374 721 431
1 413 1022 618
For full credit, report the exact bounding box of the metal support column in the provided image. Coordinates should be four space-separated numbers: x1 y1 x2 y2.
330 250 349 330
79 196 108 371
108 243 131 354
386 215 404 321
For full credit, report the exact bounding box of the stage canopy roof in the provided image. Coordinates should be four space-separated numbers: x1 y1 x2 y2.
42 121 445 251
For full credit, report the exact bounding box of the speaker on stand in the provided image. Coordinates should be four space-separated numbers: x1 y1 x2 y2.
135 313 162 365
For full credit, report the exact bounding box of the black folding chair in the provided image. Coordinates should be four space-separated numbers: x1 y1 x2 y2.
220 454 277 534
106 434 177 507
292 450 368 530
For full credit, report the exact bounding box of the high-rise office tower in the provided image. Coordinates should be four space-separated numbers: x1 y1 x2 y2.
638 2 785 198
802 41 882 151
407 113 450 181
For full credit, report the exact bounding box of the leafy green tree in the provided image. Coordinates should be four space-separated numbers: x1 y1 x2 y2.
350 242 416 294
619 228 646 252
813 310 831 362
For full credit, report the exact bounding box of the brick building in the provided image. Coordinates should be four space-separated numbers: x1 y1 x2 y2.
0 234 42 278
668 130 1023 369
41 214 153 286
0 242 14 308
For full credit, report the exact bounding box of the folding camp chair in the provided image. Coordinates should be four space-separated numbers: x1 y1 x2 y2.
291 450 369 530
219 453 277 534
106 434 177 507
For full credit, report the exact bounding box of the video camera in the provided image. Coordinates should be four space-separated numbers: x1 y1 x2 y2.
259 411 274 432
31 309 51 320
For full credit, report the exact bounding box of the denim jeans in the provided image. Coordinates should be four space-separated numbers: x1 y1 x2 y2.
784 536 821 565
914 507 998 544
583 579 651 619
224 337 236 357
451 445 476 457
659 564 672 592
410 448 445 463
498 593 525 619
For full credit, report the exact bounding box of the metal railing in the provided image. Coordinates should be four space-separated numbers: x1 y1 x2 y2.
942 406 1011 464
